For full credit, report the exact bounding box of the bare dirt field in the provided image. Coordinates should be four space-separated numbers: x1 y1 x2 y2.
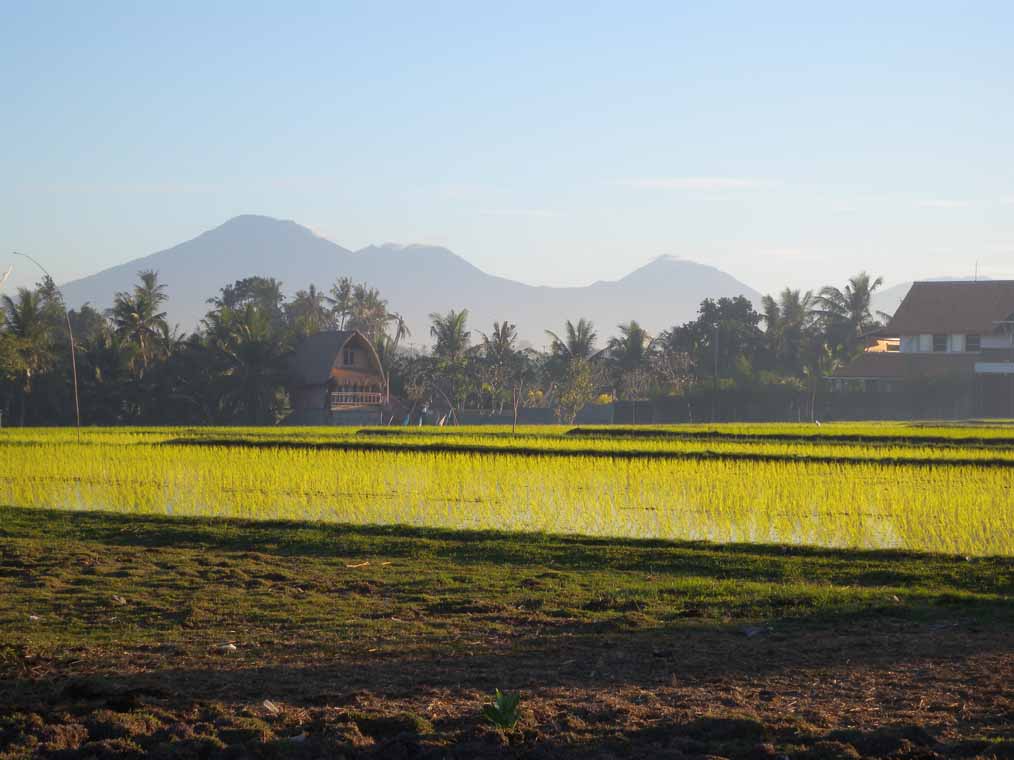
1 507 1011 758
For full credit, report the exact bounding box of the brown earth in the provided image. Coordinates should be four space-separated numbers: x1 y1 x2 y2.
0 508 1011 758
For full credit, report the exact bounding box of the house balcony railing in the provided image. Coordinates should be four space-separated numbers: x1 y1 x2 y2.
330 391 385 408
975 362 1014 375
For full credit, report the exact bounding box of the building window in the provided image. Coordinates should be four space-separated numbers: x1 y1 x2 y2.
343 349 354 366
965 334 981 352
932 334 948 352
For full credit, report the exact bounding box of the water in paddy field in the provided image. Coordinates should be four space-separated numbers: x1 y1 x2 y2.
0 438 1010 556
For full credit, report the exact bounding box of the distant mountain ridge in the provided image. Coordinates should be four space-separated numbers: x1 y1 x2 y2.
59 215 762 346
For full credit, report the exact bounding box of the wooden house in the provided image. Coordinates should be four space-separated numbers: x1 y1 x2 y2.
287 330 387 424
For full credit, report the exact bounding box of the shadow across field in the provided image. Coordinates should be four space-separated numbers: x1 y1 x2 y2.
2 506 1012 757
1 606 1011 757
3 622 1011 702
568 425 1014 448
162 435 1014 468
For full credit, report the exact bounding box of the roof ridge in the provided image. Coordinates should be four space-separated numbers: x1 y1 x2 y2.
888 281 1014 335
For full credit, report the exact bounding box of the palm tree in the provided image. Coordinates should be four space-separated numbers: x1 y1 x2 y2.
207 304 290 424
329 277 354 330
3 289 51 355
761 294 782 338
348 285 390 344
137 270 168 310
370 313 411 401
429 309 471 360
480 321 518 365
78 328 134 422
108 271 169 373
386 312 412 355
545 318 598 361
287 284 334 335
813 272 884 356
607 321 651 372
156 321 187 359
762 288 814 374
479 321 519 412
607 321 656 404
210 276 286 326
2 288 54 423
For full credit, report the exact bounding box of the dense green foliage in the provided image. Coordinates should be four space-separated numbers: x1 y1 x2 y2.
0 269 886 425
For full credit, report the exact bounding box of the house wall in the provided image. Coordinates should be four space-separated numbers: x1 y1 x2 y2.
900 333 994 353
285 406 385 426
983 335 1013 349
337 345 370 370
330 369 384 389
330 337 386 392
330 408 386 425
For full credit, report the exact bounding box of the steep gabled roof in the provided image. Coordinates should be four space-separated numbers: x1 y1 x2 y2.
288 330 384 386
887 281 1014 335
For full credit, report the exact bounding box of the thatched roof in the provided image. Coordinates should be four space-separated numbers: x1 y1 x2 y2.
888 281 1014 335
288 330 384 386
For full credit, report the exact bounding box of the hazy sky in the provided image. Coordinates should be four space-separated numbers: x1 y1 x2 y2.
3 1 1014 297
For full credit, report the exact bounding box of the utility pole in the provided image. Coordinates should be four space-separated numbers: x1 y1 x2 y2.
11 252 81 437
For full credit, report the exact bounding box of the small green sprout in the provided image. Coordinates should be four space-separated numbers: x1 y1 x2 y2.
481 689 521 730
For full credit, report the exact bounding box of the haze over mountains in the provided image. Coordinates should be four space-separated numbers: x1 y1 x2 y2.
59 215 941 345
60 215 764 346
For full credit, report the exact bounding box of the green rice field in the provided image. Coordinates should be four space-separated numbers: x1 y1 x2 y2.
1 422 1012 556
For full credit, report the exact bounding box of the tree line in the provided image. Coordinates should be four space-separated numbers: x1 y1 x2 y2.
0 270 884 426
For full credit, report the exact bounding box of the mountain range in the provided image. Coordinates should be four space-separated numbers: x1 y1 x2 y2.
59 215 941 346
59 215 764 346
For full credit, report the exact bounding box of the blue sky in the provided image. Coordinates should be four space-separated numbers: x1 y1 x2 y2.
3 1 1014 297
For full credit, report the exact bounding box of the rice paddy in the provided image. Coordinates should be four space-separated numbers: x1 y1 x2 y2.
1 425 1012 757
0 423 1011 556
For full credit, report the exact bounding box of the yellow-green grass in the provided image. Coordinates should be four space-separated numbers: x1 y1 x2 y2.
1 426 1011 556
